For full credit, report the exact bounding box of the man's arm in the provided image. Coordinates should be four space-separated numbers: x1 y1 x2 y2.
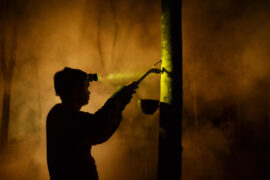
82 82 138 145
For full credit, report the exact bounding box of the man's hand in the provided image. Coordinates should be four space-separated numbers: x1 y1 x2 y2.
111 81 138 111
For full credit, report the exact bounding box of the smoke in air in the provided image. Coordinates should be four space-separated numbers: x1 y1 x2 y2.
0 0 269 179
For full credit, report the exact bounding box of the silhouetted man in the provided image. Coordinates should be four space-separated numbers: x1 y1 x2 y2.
46 67 137 180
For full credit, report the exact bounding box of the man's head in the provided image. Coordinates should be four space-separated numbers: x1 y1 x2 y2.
54 67 90 107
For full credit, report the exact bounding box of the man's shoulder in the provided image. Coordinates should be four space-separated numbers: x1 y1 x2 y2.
76 110 94 121
47 103 59 115
47 104 64 117
47 104 94 121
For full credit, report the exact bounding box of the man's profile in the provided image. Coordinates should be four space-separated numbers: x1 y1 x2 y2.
46 67 137 180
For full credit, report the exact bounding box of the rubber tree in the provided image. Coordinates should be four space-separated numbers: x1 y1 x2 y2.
158 0 182 179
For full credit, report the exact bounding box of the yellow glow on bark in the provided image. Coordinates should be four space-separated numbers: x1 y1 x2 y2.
160 15 173 104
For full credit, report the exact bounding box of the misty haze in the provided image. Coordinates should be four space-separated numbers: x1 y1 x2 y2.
0 0 269 179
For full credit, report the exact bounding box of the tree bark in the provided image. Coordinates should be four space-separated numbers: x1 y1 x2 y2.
158 0 182 179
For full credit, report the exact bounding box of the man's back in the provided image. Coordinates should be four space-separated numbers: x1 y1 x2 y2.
46 104 98 180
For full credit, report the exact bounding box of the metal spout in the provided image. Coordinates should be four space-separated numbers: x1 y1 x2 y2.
135 68 162 85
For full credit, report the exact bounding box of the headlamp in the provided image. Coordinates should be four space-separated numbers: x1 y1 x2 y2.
88 73 98 82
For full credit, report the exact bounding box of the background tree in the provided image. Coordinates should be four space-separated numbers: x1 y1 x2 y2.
0 0 27 151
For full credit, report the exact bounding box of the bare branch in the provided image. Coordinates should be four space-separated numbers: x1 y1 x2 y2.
110 0 119 63
8 27 18 73
97 0 104 68
0 37 7 78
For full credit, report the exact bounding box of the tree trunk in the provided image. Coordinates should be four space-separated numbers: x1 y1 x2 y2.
158 0 182 179
0 36 16 151
0 78 12 150
0 24 17 152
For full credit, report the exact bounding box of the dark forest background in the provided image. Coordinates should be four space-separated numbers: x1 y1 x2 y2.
0 0 269 179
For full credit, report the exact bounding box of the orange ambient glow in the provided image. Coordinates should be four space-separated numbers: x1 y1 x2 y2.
0 0 269 179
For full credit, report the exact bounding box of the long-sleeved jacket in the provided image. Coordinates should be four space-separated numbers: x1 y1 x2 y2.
46 98 122 180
